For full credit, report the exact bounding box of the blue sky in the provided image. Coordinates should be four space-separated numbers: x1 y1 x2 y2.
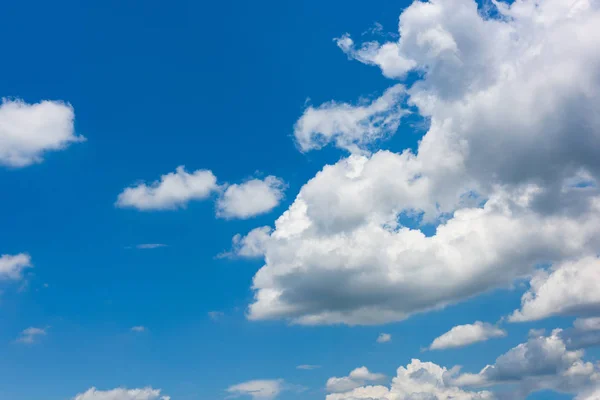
1 0 600 399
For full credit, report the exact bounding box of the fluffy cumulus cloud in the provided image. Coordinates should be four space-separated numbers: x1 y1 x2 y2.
216 176 285 219
0 253 32 281
294 84 406 153
455 330 600 399
0 98 83 167
510 257 600 322
327 367 386 393
326 359 494 400
245 0 600 326
72 387 169 400
220 226 273 259
226 379 283 400
429 322 506 350
116 166 218 210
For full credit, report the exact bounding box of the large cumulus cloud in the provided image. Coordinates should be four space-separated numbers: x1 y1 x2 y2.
244 0 600 325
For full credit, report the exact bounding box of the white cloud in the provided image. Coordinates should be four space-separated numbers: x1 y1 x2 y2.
510 257 600 322
0 253 32 281
116 166 218 211
327 367 386 393
429 322 506 350
297 364 321 370
377 333 392 343
219 226 272 259
455 329 600 398
246 0 600 326
226 379 283 400
135 244 167 249
326 359 494 400
16 327 46 344
72 387 169 400
294 84 406 153
208 311 224 320
217 176 285 219
0 98 83 168
130 326 146 332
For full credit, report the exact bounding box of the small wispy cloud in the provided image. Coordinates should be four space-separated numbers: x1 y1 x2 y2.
377 333 392 343
208 311 224 321
16 327 47 344
131 326 147 332
297 364 321 370
126 243 168 250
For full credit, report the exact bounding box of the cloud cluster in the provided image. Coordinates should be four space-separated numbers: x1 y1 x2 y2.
326 359 494 400
245 0 600 325
429 322 506 350
116 168 285 218
0 98 83 168
72 387 169 400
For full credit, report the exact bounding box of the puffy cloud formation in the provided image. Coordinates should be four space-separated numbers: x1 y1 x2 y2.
294 84 406 153
327 367 386 393
0 98 83 167
429 322 506 350
216 176 285 219
226 379 283 400
510 257 600 322
116 166 218 210
72 387 169 400
219 226 272 259
559 318 600 351
377 333 392 343
246 0 600 325
16 327 46 344
326 359 494 400
0 253 32 281
456 330 600 398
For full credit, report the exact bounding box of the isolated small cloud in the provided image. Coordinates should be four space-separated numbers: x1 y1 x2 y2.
130 326 146 332
429 322 506 350
135 244 167 250
217 177 285 219
376 333 392 343
208 311 224 320
16 327 47 344
0 253 32 281
116 166 218 211
227 379 283 400
0 98 83 168
297 364 321 370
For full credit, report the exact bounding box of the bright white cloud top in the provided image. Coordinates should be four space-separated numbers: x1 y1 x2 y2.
0 98 83 167
245 0 600 326
294 84 406 153
216 176 285 219
0 253 32 281
326 359 494 400
116 166 218 210
226 379 283 400
327 367 386 393
429 322 506 350
72 387 170 400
